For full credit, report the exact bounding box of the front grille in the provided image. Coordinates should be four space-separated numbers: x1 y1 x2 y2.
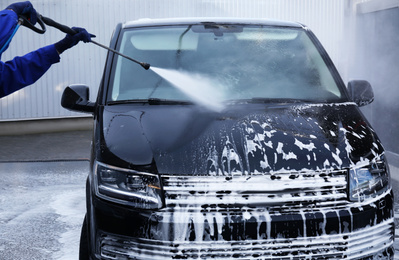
96 169 394 259
162 169 349 213
99 219 394 259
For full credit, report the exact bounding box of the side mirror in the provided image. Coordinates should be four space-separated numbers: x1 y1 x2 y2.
61 84 95 113
347 80 374 107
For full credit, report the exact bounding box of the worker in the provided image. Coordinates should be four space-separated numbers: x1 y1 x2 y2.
0 1 94 98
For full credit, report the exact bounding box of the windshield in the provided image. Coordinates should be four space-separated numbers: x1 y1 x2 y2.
108 24 345 104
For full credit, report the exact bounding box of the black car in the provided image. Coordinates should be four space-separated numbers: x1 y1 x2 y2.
62 18 394 259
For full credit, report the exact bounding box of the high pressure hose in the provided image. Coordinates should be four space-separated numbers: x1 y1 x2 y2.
0 18 22 54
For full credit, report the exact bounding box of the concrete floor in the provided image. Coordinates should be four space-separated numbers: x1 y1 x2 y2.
0 130 91 259
0 161 88 259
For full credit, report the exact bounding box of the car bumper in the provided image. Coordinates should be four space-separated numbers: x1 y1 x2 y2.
89 190 394 259
98 221 394 259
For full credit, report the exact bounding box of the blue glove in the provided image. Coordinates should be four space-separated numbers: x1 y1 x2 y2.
6 1 37 25
54 27 95 54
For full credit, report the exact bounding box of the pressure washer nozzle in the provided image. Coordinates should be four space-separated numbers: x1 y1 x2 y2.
141 63 151 70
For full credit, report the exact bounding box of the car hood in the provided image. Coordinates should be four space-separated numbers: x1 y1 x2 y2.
97 102 384 175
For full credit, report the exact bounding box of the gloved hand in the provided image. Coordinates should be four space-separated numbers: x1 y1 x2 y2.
54 27 95 54
6 1 37 25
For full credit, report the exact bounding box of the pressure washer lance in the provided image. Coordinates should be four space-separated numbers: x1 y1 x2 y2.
40 16 150 70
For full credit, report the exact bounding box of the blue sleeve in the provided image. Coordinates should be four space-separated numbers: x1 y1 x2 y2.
0 45 61 98
0 9 61 98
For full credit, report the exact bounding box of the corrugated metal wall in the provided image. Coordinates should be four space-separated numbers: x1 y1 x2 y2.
0 0 347 120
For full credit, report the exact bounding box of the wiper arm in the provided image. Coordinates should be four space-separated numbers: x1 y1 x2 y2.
251 98 308 103
147 98 193 105
225 98 316 105
108 98 193 105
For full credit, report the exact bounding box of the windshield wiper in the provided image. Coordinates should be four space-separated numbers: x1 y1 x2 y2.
147 98 193 105
227 98 314 104
252 98 313 103
108 98 193 105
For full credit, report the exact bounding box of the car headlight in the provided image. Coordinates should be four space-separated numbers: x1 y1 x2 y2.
349 159 390 202
94 161 163 209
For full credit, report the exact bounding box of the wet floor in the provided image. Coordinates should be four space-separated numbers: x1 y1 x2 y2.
0 131 398 259
0 161 87 260
0 131 90 259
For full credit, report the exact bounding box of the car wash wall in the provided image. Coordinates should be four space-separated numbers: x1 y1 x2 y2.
348 0 399 165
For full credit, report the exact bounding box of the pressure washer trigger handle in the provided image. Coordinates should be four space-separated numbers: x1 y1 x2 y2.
18 14 46 34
